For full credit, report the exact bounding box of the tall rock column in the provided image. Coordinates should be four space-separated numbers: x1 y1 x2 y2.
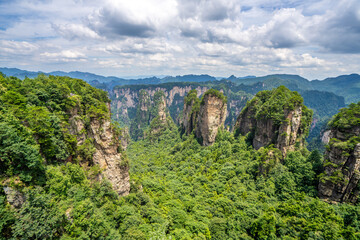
318 102 360 203
130 90 151 140
234 86 312 157
180 89 227 146
148 91 175 137
69 103 130 196
181 89 200 135
196 91 227 146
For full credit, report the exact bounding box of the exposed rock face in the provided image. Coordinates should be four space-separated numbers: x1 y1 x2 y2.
112 85 209 127
196 93 227 146
129 90 175 140
182 102 197 135
130 90 151 140
321 130 331 144
120 127 130 150
318 102 360 203
234 86 312 156
156 93 167 123
319 142 360 203
148 91 174 136
3 186 26 208
181 89 227 146
181 90 200 135
69 103 130 196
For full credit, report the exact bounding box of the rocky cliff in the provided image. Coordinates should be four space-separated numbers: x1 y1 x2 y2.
111 83 251 133
148 91 176 138
234 86 312 156
181 89 200 135
69 102 130 196
129 90 175 140
318 102 360 203
129 90 151 140
181 89 227 146
112 84 209 127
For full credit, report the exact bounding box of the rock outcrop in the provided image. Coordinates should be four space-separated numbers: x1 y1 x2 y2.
234 86 313 156
181 90 200 135
318 102 360 203
112 85 209 128
3 186 26 208
148 91 174 136
130 90 151 140
181 89 227 146
69 102 130 196
196 91 227 146
130 90 175 140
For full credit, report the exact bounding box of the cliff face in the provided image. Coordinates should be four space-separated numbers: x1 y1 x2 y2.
112 85 209 127
148 91 175 137
318 102 360 203
129 90 151 140
181 90 200 135
196 93 227 146
69 103 130 196
182 89 227 146
129 90 175 140
234 86 312 156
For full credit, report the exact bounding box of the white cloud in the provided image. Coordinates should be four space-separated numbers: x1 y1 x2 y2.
0 40 38 54
0 0 359 79
52 23 102 40
40 50 86 62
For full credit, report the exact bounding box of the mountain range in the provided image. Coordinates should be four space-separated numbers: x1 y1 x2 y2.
1 67 359 104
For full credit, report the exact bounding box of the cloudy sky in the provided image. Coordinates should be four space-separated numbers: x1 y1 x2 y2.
0 0 359 79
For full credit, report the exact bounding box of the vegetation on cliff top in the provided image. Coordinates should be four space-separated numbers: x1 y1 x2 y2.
329 102 360 131
201 89 227 104
0 74 111 185
1 74 360 239
241 86 313 135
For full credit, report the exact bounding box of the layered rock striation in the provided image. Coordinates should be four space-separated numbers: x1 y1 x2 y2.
113 85 209 127
69 102 130 196
130 90 175 140
148 91 175 138
181 89 227 146
318 102 360 203
234 86 313 156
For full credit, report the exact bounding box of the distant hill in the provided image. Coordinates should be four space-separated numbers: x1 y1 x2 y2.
1 67 359 104
311 74 360 104
0 67 219 87
231 74 313 90
230 73 359 104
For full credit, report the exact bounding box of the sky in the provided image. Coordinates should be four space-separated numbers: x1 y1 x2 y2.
0 0 359 80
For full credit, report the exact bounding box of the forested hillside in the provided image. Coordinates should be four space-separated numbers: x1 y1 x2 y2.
1 73 360 239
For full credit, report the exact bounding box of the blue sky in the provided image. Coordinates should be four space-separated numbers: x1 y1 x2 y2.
0 0 359 79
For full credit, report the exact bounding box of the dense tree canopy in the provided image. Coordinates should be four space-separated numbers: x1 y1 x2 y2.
0 74 359 239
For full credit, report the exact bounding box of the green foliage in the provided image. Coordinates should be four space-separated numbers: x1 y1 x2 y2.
0 196 15 239
184 89 201 114
77 139 96 163
124 129 357 239
0 73 110 183
130 90 151 140
201 89 227 104
1 73 360 239
251 86 311 126
284 151 316 196
329 102 360 131
12 187 66 239
0 119 45 184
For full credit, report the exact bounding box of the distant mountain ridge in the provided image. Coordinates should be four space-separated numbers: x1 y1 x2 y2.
0 67 221 86
1 67 359 104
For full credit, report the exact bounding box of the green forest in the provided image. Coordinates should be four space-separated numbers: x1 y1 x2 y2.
1 73 360 239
